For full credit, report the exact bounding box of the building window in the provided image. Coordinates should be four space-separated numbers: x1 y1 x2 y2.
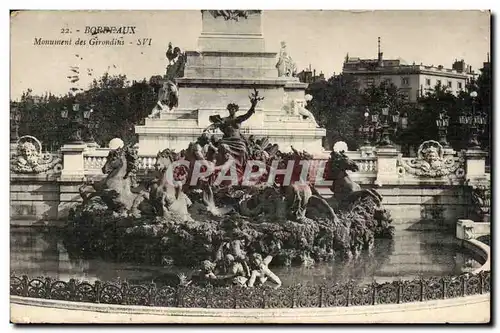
458 82 463 89
426 78 431 86
447 81 452 88
401 77 410 85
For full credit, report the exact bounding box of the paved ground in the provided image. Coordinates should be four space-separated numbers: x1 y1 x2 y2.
10 295 490 324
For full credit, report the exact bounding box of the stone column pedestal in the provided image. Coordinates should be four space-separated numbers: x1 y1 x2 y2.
456 219 475 240
464 149 488 182
375 146 399 186
59 143 87 181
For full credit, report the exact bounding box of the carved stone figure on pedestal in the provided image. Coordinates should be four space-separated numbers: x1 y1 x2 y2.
276 41 297 77
156 80 179 111
10 135 62 174
291 99 319 127
398 140 465 178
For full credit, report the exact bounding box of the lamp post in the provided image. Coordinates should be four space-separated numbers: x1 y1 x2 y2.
358 107 408 147
375 105 408 147
82 104 97 144
10 105 21 143
358 108 375 145
435 108 450 147
61 101 94 144
459 91 486 149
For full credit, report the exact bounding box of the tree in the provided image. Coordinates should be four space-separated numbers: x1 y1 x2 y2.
306 74 364 150
11 73 158 150
307 76 411 150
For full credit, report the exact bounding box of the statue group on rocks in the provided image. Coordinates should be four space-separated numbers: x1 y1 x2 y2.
68 87 394 289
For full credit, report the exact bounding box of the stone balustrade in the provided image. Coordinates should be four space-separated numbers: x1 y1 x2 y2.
82 149 157 174
80 148 379 177
10 139 490 228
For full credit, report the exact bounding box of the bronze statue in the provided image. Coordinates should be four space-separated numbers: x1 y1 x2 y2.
165 42 186 80
206 88 264 165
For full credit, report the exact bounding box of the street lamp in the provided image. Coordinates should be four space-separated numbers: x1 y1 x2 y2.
82 105 98 143
376 105 407 147
435 109 450 147
358 108 375 145
60 101 95 144
459 91 486 149
358 107 408 147
10 105 21 143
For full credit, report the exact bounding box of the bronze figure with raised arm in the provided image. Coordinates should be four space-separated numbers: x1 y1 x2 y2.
205 88 264 165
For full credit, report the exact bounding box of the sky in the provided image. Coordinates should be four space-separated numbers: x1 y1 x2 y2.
10 10 491 100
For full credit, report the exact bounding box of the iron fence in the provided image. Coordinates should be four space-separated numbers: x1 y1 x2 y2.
10 271 490 309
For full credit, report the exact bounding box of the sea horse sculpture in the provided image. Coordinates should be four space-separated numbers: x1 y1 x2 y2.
149 148 193 222
79 147 147 216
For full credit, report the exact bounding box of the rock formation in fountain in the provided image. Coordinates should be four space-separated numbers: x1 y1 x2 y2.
65 88 394 278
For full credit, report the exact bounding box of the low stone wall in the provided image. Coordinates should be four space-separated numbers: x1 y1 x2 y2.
455 219 491 273
376 185 470 230
10 174 61 226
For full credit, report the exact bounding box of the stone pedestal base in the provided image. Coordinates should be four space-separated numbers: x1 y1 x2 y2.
464 149 488 182
375 146 399 185
59 144 87 181
456 219 475 240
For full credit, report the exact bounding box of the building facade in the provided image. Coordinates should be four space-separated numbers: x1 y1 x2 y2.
296 66 326 84
342 38 476 102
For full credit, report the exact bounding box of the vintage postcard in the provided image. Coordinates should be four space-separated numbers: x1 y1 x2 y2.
9 9 491 324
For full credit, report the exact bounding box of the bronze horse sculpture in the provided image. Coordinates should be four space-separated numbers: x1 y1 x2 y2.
318 150 383 211
79 147 148 217
150 148 193 222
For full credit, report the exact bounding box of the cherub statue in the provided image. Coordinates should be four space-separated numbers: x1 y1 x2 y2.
218 254 251 287
200 260 217 281
247 252 282 289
